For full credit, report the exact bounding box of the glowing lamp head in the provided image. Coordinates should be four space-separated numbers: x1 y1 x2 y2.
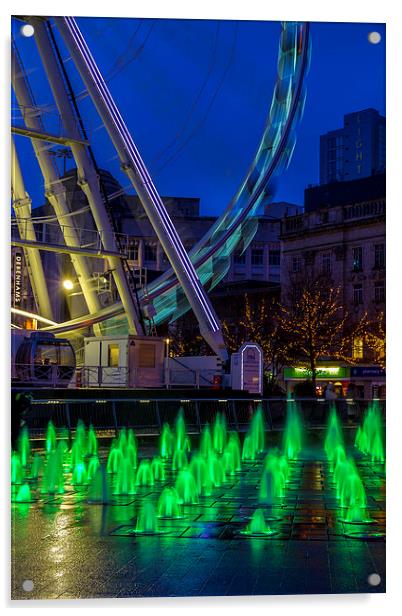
62 279 74 291
21 24 35 38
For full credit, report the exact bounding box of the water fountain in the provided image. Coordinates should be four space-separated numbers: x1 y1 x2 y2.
11 452 24 485
107 444 124 474
72 461 89 485
242 433 256 461
213 412 227 454
135 501 159 534
157 487 183 518
241 509 277 536
87 425 98 456
206 451 226 487
29 452 43 480
172 448 188 471
18 426 31 467
175 408 191 452
200 423 213 458
189 453 207 493
151 457 165 481
45 420 57 453
136 460 154 486
160 423 175 459
14 483 33 503
324 406 344 463
87 464 110 504
355 402 385 463
87 456 101 481
114 457 136 495
283 399 303 460
175 469 199 504
40 449 64 494
226 432 241 471
250 405 265 453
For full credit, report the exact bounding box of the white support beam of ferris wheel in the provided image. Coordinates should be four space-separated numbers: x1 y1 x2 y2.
12 39 102 336
11 136 54 321
55 16 228 361
31 17 143 335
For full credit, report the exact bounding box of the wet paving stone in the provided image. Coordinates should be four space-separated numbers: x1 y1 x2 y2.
11 441 385 599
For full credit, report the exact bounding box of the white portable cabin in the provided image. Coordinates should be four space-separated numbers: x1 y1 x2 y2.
230 342 263 395
83 335 165 388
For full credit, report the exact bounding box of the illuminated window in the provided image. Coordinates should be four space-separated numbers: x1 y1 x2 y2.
127 240 138 261
108 344 120 367
353 337 364 360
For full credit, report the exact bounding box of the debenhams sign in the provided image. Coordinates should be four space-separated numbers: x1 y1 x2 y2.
13 252 23 306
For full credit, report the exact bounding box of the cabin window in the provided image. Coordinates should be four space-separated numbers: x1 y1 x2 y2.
108 344 120 367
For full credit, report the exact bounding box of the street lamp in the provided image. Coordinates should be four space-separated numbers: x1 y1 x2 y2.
165 338 170 359
62 279 74 291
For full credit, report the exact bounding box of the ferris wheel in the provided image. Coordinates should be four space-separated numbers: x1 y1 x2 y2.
11 17 310 359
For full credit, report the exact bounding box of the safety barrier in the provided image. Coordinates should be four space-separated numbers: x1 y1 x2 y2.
20 397 385 436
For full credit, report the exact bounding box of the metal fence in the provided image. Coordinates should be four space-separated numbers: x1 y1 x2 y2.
21 397 386 436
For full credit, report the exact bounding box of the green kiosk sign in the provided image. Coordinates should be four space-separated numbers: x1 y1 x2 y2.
284 366 349 379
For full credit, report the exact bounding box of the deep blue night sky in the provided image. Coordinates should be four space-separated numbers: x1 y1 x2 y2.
11 17 385 215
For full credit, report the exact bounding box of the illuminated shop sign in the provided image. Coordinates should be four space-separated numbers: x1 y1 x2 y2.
13 252 23 306
284 366 349 379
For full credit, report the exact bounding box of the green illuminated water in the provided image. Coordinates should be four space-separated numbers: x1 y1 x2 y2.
29 452 43 480
87 464 110 504
11 452 23 485
213 412 227 454
160 423 175 459
200 424 213 458
175 408 190 452
135 501 159 533
151 457 165 481
355 401 385 462
250 406 265 453
114 457 136 495
259 450 287 504
283 400 302 459
175 469 199 504
157 487 182 518
226 432 241 471
18 426 31 467
136 460 154 486
172 448 188 471
107 444 123 473
189 453 207 493
15 483 32 503
72 461 89 485
242 509 275 536
242 434 256 461
87 425 98 456
206 451 226 487
324 406 344 462
40 449 64 494
87 456 100 481
45 420 57 453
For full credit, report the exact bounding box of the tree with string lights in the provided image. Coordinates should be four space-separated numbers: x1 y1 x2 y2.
222 295 289 387
277 278 360 393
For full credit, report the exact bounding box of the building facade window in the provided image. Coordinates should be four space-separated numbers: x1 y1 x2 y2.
292 256 302 273
234 251 246 265
322 252 331 275
374 243 385 269
127 240 138 261
352 246 363 272
352 336 364 360
108 344 120 367
144 243 157 262
251 248 264 267
353 283 363 304
268 250 280 266
374 281 385 303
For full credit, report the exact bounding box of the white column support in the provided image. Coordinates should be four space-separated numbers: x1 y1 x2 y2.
31 17 143 335
12 39 102 335
55 16 228 360
11 136 54 321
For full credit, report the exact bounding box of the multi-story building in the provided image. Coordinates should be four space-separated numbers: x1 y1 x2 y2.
280 173 385 398
319 108 385 184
